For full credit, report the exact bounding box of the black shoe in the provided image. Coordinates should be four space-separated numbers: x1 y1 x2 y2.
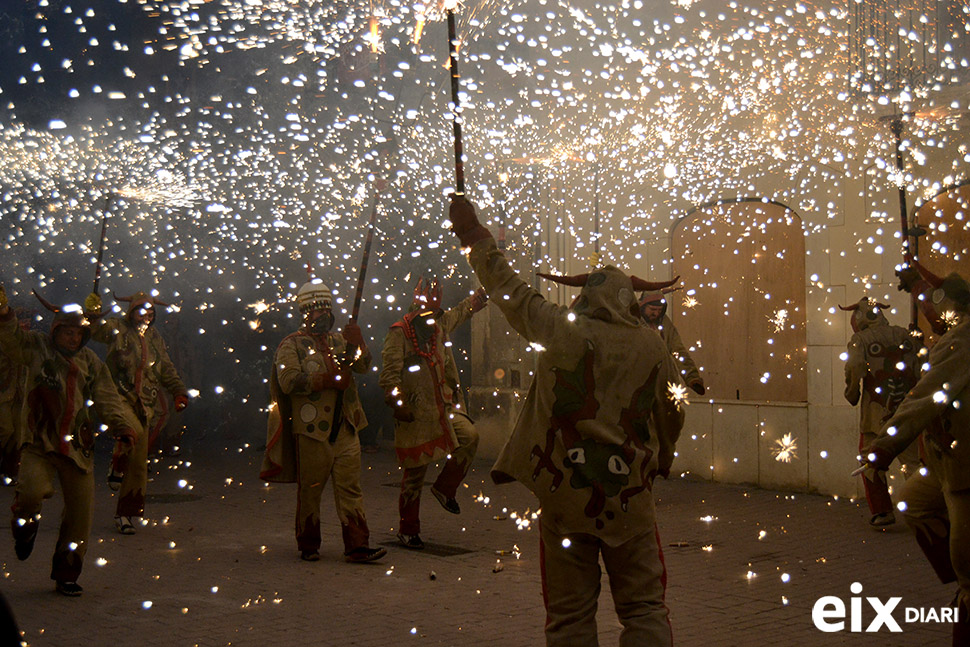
55 581 83 597
115 516 136 535
107 467 123 492
345 546 387 563
431 486 460 514
14 527 37 561
300 550 320 562
870 512 895 527
397 533 425 550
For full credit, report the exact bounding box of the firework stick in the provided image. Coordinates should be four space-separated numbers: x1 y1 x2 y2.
446 7 465 195
350 193 380 323
338 187 383 371
889 118 919 329
92 193 116 294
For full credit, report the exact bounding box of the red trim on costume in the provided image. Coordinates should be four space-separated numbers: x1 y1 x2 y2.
539 520 551 631
259 409 286 481
58 360 79 455
134 334 147 414
392 315 438 360
148 392 170 452
655 525 673 645
395 431 454 465
390 317 456 455
858 432 893 515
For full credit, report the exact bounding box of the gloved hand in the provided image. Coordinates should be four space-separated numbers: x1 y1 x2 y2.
309 371 351 392
384 388 416 422
84 292 102 315
851 445 895 477
689 380 705 396
392 403 415 422
844 387 860 407
342 321 365 348
448 195 492 248
174 394 189 412
895 266 924 295
469 287 489 313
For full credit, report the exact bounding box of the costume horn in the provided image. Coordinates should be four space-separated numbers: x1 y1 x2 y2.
630 275 680 292
113 292 134 303
837 303 859 312
536 272 589 287
32 289 60 313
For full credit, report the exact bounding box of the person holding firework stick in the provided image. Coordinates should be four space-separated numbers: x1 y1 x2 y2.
855 260 970 645
638 288 705 396
379 279 487 549
447 195 685 647
85 290 189 535
261 274 386 564
840 297 921 528
0 284 141 596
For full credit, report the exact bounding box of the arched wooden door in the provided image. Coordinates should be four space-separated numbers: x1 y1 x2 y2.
671 200 807 402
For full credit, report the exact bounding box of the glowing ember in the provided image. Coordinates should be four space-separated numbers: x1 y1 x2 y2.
771 433 798 463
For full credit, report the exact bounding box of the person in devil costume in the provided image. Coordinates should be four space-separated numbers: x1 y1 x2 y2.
0 307 31 485
379 278 487 549
448 196 686 647
857 258 970 645
840 297 922 527
260 278 386 564
0 285 141 596
85 291 189 535
638 290 705 396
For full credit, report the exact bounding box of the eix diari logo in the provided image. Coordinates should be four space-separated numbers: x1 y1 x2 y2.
812 582 959 633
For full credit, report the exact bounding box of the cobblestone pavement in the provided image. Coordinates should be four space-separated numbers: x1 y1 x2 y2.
0 445 955 647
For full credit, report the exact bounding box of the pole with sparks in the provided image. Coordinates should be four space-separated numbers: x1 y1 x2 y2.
445 0 465 195
92 193 116 294
889 116 922 330
350 183 383 323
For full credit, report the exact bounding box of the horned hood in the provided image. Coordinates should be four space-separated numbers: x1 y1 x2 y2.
839 297 890 333
538 265 677 327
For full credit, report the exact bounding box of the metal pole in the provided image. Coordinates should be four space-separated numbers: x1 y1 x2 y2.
446 9 465 195
350 197 379 323
890 117 919 329
92 193 115 294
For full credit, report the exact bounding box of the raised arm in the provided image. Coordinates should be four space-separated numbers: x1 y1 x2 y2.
438 288 488 336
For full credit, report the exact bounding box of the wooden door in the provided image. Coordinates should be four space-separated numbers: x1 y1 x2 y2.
671 201 807 402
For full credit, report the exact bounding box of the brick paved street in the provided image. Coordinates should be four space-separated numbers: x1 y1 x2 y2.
0 445 955 647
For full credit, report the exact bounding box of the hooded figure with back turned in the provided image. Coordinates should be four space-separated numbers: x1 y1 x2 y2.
448 196 686 647
841 297 921 527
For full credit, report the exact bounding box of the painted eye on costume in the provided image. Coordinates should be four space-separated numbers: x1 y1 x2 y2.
932 289 946 305
566 448 586 465
868 343 883 355
608 455 630 476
